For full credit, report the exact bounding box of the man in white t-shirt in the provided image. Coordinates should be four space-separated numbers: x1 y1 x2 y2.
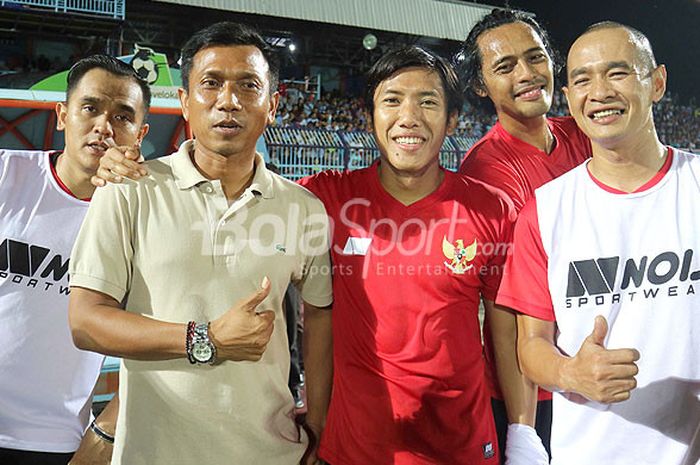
0 56 150 465
497 22 699 465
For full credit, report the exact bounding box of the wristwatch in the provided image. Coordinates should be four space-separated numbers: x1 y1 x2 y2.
188 322 217 364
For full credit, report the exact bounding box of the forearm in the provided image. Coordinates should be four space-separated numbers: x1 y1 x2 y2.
486 301 537 426
69 287 186 360
70 394 120 464
302 303 333 431
517 317 571 392
93 394 119 435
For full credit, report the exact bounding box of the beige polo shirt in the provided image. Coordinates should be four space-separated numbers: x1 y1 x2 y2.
70 140 332 465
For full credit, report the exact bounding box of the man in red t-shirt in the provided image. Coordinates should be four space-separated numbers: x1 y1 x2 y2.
454 8 591 464
298 46 513 465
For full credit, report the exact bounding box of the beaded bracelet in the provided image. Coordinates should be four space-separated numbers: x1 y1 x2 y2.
185 320 197 364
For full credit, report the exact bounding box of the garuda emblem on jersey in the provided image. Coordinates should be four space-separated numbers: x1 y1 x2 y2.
442 236 477 274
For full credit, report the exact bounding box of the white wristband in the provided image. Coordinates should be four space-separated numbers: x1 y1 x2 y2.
505 423 549 465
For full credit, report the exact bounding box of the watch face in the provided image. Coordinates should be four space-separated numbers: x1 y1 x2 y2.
192 341 213 363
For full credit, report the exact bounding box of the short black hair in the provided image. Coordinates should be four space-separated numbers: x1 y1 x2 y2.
66 54 151 117
180 22 279 94
454 8 559 113
579 21 658 72
364 45 463 118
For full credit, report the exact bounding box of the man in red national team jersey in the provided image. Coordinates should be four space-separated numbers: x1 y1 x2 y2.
454 9 591 463
298 46 512 465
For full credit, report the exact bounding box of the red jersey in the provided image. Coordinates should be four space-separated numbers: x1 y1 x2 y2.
459 116 590 401
460 117 590 212
300 163 513 465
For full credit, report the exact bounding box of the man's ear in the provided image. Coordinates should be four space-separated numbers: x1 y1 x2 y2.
651 64 667 103
472 76 488 98
267 91 280 125
366 109 374 132
55 101 68 131
562 85 573 116
137 124 150 144
446 110 459 136
178 87 189 122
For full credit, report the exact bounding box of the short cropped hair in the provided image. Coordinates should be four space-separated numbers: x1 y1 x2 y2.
180 22 279 94
364 46 463 118
580 21 658 71
454 8 559 113
66 54 152 115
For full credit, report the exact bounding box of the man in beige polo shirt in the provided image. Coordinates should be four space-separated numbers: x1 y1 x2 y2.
67 22 332 465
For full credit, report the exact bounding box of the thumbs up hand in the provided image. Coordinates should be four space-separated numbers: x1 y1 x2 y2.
209 277 276 362
563 315 640 403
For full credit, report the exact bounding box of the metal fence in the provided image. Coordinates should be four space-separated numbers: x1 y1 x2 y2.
264 127 475 180
0 0 125 19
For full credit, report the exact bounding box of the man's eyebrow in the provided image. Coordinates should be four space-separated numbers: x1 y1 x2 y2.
201 70 263 81
78 96 101 106
569 60 633 79
568 66 589 80
116 103 137 116
79 96 136 116
492 46 544 67
604 61 633 71
380 89 405 96
417 89 441 98
380 89 441 98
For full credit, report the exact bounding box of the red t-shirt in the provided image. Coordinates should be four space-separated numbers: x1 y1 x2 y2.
300 163 512 465
459 116 591 401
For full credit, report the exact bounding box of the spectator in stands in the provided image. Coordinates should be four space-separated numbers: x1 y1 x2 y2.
0 55 150 465
455 8 591 464
655 92 700 150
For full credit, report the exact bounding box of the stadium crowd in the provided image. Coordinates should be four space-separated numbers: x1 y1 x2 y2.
272 86 699 150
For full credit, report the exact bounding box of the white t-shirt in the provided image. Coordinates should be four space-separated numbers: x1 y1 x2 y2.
498 148 700 465
0 150 104 453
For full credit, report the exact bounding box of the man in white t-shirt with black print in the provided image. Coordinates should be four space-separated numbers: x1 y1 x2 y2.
497 22 699 465
0 55 150 465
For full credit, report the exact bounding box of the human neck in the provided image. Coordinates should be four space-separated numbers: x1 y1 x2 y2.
54 152 96 200
588 132 667 193
378 160 443 206
191 143 256 202
499 113 554 153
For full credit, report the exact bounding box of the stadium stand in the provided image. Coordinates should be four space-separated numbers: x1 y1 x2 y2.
267 88 697 178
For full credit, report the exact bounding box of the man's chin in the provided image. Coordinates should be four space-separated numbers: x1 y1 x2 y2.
381 153 440 176
516 101 551 119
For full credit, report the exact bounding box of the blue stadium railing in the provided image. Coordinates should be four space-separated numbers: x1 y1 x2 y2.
264 127 478 179
0 0 125 19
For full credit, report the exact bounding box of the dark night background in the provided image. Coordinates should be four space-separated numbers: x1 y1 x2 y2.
465 0 699 103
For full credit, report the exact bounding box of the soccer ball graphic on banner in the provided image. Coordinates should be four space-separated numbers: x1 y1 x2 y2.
131 45 159 84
